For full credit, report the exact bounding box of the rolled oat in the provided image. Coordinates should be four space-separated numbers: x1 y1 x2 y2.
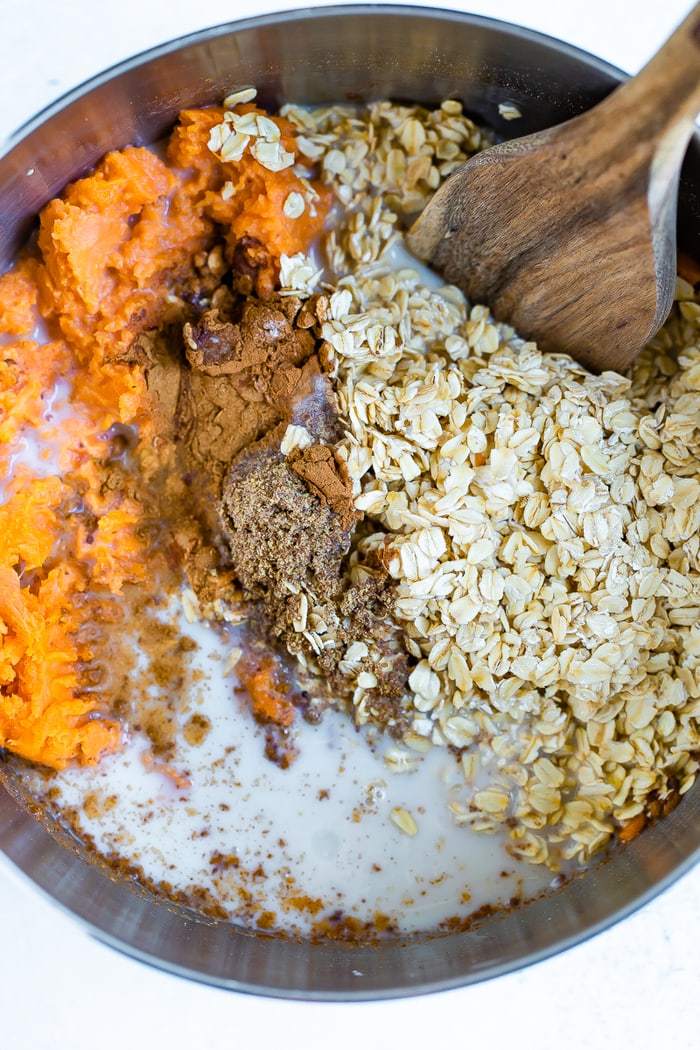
277 100 700 871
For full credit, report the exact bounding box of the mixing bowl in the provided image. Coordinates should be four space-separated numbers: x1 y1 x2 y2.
1 4 699 1000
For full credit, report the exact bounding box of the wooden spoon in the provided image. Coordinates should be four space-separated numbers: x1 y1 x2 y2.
406 4 700 373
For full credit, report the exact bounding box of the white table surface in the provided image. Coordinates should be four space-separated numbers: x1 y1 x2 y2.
1 0 698 1046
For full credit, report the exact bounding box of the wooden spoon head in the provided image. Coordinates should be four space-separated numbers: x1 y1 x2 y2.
407 131 677 374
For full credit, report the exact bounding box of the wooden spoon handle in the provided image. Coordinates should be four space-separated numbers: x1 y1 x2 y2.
588 3 700 176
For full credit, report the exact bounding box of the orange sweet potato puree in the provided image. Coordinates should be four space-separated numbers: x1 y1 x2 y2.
238 658 297 728
168 106 328 263
0 103 329 770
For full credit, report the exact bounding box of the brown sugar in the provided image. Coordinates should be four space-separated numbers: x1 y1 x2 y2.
178 292 331 497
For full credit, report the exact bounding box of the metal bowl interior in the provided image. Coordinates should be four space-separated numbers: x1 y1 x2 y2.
1 4 699 1000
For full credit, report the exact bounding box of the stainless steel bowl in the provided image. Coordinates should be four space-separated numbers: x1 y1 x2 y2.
1 4 699 1000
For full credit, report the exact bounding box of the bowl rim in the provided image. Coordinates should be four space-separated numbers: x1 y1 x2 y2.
2 3 633 154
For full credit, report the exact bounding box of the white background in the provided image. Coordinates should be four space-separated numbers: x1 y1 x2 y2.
1 1 698 1047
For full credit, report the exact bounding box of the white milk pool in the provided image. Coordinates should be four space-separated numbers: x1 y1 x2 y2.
18 596 557 938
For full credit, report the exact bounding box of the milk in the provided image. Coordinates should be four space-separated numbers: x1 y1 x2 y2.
16 594 556 936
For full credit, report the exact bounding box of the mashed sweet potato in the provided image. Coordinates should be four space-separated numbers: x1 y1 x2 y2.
0 258 40 337
0 98 330 770
168 106 330 263
0 564 120 768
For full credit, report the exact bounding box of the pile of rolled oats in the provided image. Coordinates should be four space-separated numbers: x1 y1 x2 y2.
280 99 700 871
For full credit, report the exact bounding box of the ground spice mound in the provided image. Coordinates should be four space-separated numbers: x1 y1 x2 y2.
133 274 358 616
179 291 326 494
131 253 411 726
